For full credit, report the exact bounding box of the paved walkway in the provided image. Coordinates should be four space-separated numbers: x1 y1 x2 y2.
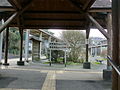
0 58 111 90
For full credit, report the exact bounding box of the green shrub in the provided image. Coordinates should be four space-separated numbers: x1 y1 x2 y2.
57 57 64 63
67 61 80 65
34 57 40 61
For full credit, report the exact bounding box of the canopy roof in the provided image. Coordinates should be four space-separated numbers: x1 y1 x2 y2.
0 0 111 30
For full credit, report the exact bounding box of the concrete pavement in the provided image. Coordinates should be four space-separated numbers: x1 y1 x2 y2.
0 58 111 90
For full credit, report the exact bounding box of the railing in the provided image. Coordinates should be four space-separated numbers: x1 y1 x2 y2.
107 56 120 76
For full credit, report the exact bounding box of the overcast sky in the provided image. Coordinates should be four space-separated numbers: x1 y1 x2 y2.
49 29 106 39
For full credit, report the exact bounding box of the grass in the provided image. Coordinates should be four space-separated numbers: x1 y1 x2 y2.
66 61 81 65
97 58 107 61
43 61 81 65
94 62 101 64
43 62 50 64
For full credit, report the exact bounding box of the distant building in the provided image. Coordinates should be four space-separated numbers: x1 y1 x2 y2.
89 37 107 57
24 29 62 61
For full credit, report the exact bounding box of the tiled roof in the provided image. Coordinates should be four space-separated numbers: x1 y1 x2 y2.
92 0 111 8
0 0 11 6
0 0 111 8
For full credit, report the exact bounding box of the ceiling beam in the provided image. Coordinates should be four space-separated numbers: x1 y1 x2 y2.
24 11 82 14
23 17 104 21
0 6 15 11
24 18 85 21
89 8 112 12
23 25 85 29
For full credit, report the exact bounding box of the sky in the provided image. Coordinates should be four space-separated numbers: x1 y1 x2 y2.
49 29 106 39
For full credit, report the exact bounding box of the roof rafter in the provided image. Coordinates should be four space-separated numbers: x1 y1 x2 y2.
68 0 96 12
84 0 96 10
83 0 91 10
8 0 22 10
0 0 33 33
68 0 84 13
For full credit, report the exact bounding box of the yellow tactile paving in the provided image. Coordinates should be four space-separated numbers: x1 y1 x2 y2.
41 71 56 90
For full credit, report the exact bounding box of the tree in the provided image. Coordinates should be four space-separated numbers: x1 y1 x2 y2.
61 30 85 63
9 27 21 55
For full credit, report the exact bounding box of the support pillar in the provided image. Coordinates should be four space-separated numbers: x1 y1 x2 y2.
17 29 24 65
0 31 3 64
49 49 51 66
64 50 67 67
112 0 120 90
91 47 92 56
100 44 102 54
3 27 9 66
39 32 42 59
103 13 112 80
24 29 29 62
107 13 112 69
83 28 91 69
95 47 97 56
0 20 4 64
49 36 52 66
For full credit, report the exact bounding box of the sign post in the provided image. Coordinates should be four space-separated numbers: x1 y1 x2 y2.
64 50 67 67
49 42 68 67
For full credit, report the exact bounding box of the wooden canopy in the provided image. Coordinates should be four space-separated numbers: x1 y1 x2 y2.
0 0 111 30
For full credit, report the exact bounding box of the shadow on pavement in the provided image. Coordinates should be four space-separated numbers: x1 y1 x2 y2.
0 76 17 88
56 80 112 90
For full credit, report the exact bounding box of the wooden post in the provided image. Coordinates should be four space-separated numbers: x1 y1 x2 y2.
3 27 9 66
20 30 23 62
100 43 102 55
49 36 52 66
86 28 90 62
24 29 29 62
91 47 92 56
0 31 3 62
107 13 112 69
17 28 24 65
118 0 120 89
64 50 67 67
103 13 112 81
49 49 51 66
83 28 91 69
86 43 89 62
95 47 97 56
39 32 42 59
0 20 4 62
112 0 119 89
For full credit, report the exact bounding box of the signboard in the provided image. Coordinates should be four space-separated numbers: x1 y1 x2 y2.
49 42 68 67
49 42 68 50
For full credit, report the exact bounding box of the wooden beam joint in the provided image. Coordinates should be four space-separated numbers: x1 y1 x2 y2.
87 14 109 39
